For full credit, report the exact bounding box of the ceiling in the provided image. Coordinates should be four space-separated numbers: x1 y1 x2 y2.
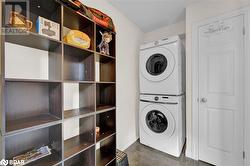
108 0 200 32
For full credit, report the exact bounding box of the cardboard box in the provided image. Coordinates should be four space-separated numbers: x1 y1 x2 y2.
36 16 60 40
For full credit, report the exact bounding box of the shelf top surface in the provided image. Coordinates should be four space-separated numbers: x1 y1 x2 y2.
4 31 62 51
3 31 116 60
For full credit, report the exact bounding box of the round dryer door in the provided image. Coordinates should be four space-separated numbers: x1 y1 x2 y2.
141 104 175 139
140 47 175 82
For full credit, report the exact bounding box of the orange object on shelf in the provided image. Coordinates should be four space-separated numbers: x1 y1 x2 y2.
59 0 115 32
89 7 115 32
96 127 100 134
63 30 91 49
9 11 33 30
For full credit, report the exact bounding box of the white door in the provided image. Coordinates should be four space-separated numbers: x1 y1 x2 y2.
198 15 244 166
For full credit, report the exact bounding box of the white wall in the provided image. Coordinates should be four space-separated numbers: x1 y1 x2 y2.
143 21 186 43
82 0 144 151
185 0 250 162
5 43 48 79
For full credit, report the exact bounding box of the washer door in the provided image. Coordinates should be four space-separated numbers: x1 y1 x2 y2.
140 47 175 82
141 104 175 139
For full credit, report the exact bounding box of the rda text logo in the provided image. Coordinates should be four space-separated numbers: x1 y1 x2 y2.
2 0 30 35
0 159 25 166
0 159 8 166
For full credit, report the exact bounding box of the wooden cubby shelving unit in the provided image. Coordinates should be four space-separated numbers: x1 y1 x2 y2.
0 0 116 165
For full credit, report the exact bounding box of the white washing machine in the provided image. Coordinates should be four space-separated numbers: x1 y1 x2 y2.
139 36 185 95
139 94 185 157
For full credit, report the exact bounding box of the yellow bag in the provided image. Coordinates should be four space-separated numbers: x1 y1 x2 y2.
64 30 91 49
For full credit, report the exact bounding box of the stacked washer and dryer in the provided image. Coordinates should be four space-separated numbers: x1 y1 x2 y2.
139 36 186 157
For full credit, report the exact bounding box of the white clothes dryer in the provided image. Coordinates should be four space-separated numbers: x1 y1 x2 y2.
139 36 185 95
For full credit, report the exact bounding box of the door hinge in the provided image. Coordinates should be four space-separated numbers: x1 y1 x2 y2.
243 27 246 36
243 151 245 159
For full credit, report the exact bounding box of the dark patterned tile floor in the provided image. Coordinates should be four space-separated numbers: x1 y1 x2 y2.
125 140 213 166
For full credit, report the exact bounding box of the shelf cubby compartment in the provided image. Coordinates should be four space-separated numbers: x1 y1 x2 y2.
64 146 95 166
96 110 116 142
96 54 115 82
63 6 94 51
3 0 61 39
29 0 61 37
64 116 95 159
63 44 94 82
96 135 116 166
4 39 62 81
96 84 116 111
96 25 116 57
64 83 95 119
5 81 62 134
5 124 62 166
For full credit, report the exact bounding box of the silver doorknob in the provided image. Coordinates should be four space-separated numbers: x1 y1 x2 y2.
200 98 207 103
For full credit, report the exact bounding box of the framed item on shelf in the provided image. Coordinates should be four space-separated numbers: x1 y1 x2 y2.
13 146 52 166
36 16 60 40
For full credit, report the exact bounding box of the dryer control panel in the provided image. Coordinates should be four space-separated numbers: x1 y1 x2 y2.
140 94 183 105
